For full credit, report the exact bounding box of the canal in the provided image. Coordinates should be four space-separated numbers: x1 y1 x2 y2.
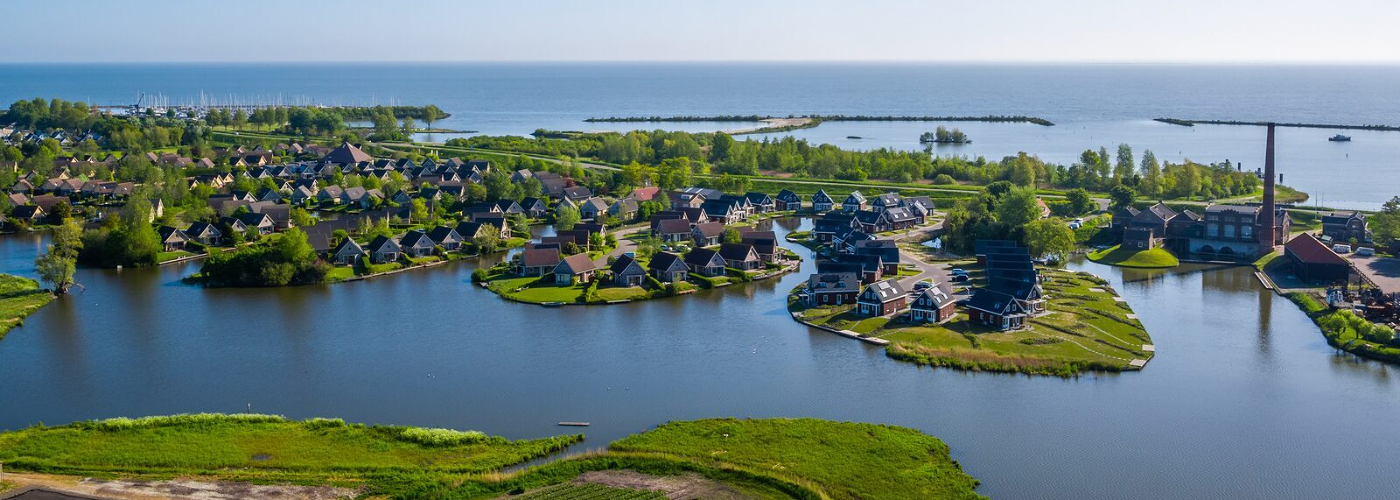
1 219 1396 500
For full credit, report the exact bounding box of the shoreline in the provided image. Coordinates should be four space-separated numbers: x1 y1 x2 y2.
1155 117 1400 132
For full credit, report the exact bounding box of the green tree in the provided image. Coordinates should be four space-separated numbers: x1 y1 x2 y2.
1140 149 1162 198
555 205 580 231
1109 184 1137 210
1024 218 1076 263
1372 196 1400 244
721 227 743 245
710 133 735 163
1114 143 1135 183
474 224 502 253
290 208 315 228
1065 188 1094 215
996 186 1041 228
34 220 83 294
410 198 429 223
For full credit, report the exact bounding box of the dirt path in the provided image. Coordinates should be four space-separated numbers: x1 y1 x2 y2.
572 470 755 500
723 117 812 135
0 473 354 500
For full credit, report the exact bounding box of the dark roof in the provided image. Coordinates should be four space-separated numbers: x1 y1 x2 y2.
455 221 485 238
684 247 724 267
427 226 461 243
776 189 801 202
974 239 1020 256
331 237 364 256
399 230 432 247
657 218 692 234
811 189 833 203
718 243 758 261
809 272 860 294
693 221 725 238
855 239 900 261
965 288 1023 316
860 279 908 303
913 282 956 308
610 254 645 275
648 251 687 272
365 235 400 253
323 142 373 164
1285 233 1349 266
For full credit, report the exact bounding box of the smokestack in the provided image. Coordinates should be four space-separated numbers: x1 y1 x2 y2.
1260 123 1277 253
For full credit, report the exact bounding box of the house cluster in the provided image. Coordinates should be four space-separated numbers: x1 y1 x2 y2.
1112 201 1290 259
511 222 612 285
963 240 1045 331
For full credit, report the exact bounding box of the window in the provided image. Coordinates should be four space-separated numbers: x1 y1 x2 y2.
1241 225 1252 238
1224 225 1236 238
1207 223 1219 237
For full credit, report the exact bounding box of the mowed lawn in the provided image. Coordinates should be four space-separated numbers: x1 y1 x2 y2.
0 414 582 481
792 269 1153 376
610 418 985 500
0 274 54 339
1087 244 1180 268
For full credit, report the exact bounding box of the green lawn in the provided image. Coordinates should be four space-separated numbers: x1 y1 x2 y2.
0 274 54 340
156 250 197 263
323 266 355 282
1087 245 1180 269
487 274 589 303
596 285 650 301
610 418 985 500
0 414 581 483
793 268 1153 376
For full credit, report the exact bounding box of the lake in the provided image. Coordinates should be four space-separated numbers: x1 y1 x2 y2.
2 63 1397 209
2 220 1398 500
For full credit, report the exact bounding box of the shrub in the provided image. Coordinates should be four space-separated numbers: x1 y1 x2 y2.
471 268 489 283
397 426 488 446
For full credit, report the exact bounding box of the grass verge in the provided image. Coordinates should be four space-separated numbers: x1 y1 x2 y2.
0 274 55 340
1087 245 1180 269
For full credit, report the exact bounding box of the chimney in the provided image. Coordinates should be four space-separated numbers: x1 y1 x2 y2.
1259 123 1277 253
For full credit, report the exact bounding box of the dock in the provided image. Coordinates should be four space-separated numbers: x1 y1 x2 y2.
557 421 590 427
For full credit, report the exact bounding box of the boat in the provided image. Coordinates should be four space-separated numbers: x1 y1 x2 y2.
1329 134 1352 142
846 135 863 139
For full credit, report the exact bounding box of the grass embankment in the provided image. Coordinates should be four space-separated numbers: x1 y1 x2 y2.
793 268 1153 376
1286 292 1400 364
0 413 582 486
1087 245 1180 269
0 274 55 340
0 416 983 500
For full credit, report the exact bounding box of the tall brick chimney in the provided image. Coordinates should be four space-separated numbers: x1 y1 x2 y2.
1259 123 1277 253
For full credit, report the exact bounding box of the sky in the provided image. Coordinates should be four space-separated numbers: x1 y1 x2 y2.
4 0 1400 63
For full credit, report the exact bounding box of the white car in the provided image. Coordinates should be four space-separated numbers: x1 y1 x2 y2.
1332 244 1352 254
1356 247 1375 257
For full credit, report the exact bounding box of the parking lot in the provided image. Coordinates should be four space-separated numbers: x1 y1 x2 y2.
1348 253 1400 295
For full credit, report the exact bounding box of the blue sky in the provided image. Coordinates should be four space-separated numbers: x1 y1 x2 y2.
4 0 1399 63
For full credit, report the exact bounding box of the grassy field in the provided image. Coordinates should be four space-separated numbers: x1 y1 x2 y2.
793 268 1153 376
1287 292 1400 365
609 418 985 500
0 414 582 484
0 416 983 500
1087 245 1180 269
0 274 55 340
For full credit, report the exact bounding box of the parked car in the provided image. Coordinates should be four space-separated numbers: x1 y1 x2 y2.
950 268 967 276
913 281 932 291
950 275 970 283
1332 244 1352 254
1356 247 1376 257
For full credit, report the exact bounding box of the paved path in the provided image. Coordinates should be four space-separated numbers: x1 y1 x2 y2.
592 224 649 267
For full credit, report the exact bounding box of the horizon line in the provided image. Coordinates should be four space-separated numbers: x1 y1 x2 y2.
4 59 1400 66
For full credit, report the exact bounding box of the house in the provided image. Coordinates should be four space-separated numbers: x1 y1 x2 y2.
701 199 743 224
807 272 860 306
629 186 661 202
10 205 45 223
871 193 902 212
973 239 1021 265
317 186 345 205
510 169 535 183
775 189 803 211
739 230 779 262
656 218 694 242
329 238 366 265
834 254 884 284
647 252 690 283
719 243 761 271
692 222 725 247
964 288 1028 331
184 222 223 246
554 253 598 285
578 197 610 221
254 187 282 203
562 186 594 203
237 212 276 235
343 187 383 209
608 198 639 221
514 247 560 276
882 207 919 231
678 207 709 225
857 279 910 317
519 197 548 218
290 186 317 205
495 200 525 216
324 142 373 164
853 210 883 233
466 202 503 216
471 215 512 238
398 230 437 257
390 189 413 205
744 192 775 213
1285 233 1352 283
1321 211 1371 244
217 216 248 238
426 226 464 251
909 282 957 324
683 248 728 277
854 239 901 275
672 187 722 207
365 235 401 263
842 191 867 212
157 226 192 252
813 212 857 244
610 254 647 286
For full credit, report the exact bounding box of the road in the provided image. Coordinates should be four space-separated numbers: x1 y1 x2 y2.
592 224 649 267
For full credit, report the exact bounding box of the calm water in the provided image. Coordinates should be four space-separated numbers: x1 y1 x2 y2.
1 63 1398 209
1 220 1398 500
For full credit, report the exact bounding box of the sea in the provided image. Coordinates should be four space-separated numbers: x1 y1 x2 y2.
2 62 1397 208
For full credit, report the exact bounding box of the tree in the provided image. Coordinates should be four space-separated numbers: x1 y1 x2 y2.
49 200 73 222
1109 184 1136 210
410 198 429 223
290 208 315 228
421 105 442 129
1372 196 1400 244
474 224 502 253
721 227 743 245
555 205 580 231
1065 188 1094 215
710 133 735 163
35 221 82 294
996 186 1041 228
1024 219 1076 263
1140 149 1162 198
1114 143 1135 182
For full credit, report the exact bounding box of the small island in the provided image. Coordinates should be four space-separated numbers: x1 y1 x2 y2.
1087 244 1180 268
919 126 971 144
0 414 985 500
